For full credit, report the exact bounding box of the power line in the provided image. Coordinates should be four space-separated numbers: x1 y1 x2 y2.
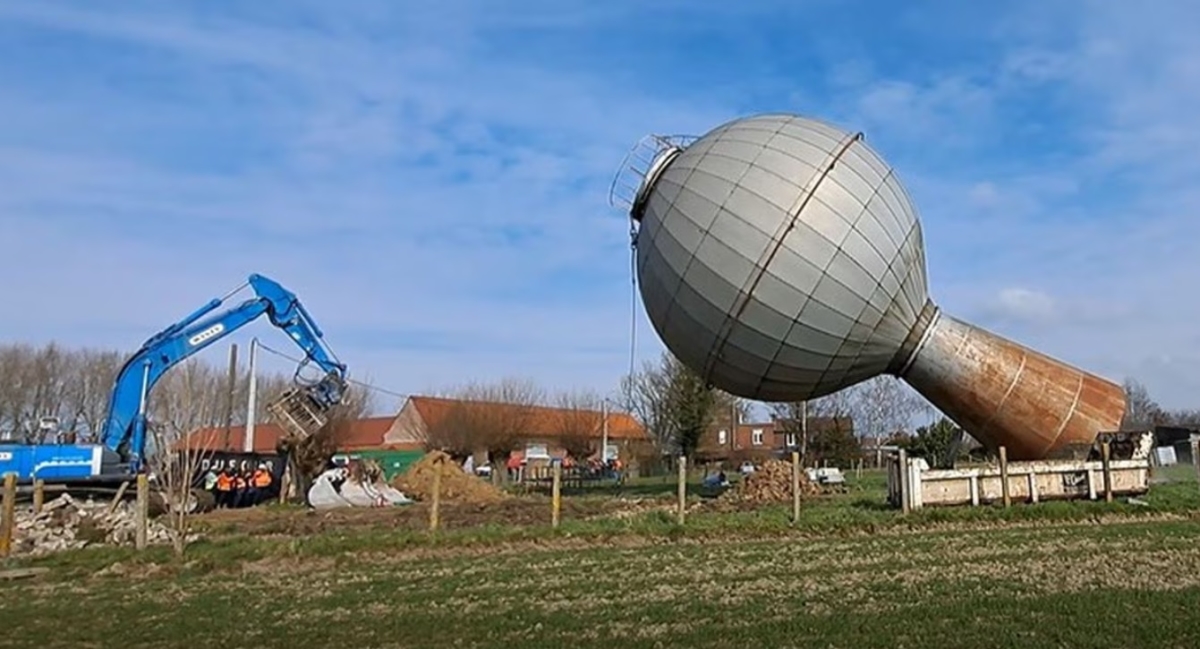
253 341 411 401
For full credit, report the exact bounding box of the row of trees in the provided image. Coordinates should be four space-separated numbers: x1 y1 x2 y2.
1120 378 1200 430
0 342 376 462
0 342 617 473
6 341 1197 474
623 351 932 466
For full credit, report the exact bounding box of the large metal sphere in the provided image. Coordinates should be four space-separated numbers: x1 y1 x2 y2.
631 113 930 402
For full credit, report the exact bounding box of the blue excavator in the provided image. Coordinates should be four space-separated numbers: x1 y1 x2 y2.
0 273 349 485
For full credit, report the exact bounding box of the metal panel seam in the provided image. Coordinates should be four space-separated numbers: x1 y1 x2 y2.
980 352 1027 433
703 131 864 383
1051 372 1086 441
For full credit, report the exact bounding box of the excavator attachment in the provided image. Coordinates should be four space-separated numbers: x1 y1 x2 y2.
266 372 348 440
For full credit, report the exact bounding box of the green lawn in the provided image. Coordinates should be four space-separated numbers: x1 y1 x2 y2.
3 467 1200 648
4 517 1200 648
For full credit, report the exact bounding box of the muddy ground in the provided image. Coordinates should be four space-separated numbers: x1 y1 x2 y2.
191 494 676 537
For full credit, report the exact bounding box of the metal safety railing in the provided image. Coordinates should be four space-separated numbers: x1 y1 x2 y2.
607 134 696 217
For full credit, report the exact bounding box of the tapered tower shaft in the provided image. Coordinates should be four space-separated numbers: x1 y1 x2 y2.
898 306 1126 460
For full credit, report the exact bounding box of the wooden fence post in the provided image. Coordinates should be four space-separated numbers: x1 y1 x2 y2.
677 456 687 525
32 479 44 514
1192 440 1200 496
551 461 562 529
898 449 910 514
278 466 289 505
429 457 443 532
791 451 801 524
135 473 149 551
999 446 1011 508
1101 441 1113 503
0 474 15 558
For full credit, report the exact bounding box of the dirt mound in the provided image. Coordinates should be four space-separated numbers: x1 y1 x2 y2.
721 459 819 505
391 451 507 504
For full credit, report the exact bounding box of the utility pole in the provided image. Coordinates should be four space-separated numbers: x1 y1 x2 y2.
601 399 609 462
729 400 738 450
800 399 808 467
223 343 238 451
244 338 258 454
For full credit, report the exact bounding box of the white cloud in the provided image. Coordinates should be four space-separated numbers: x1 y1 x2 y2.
989 288 1057 325
3 0 1200 415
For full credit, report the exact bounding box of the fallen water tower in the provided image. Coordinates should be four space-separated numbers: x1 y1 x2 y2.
609 113 1126 461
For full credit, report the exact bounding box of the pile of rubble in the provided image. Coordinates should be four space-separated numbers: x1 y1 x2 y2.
391 451 507 504
10 494 186 557
720 459 820 505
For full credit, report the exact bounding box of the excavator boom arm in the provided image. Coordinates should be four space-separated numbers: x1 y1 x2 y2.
99 274 347 471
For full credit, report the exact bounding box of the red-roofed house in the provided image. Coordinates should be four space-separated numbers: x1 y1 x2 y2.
176 416 418 454
176 395 653 475
386 396 651 465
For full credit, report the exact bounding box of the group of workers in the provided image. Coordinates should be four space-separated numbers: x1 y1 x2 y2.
201 463 277 508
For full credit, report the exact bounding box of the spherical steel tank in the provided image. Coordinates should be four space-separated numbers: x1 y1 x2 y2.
614 112 1128 460
630 113 927 402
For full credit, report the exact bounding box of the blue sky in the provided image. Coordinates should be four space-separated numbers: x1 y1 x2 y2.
1 0 1198 413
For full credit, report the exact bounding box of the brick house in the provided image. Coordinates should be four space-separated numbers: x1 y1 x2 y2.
386 395 652 466
694 414 854 463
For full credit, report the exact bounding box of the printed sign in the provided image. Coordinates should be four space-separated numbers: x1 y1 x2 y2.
187 323 226 347
189 450 288 487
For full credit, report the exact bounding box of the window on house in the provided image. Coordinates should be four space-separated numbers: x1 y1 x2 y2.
525 443 550 459
752 428 764 446
717 429 727 445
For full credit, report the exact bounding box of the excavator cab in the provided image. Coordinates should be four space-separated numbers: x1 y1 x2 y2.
266 371 348 440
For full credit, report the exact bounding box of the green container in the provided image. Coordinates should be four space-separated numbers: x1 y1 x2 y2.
349 449 425 480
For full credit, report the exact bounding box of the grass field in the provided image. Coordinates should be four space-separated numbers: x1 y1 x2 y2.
3 466 1200 648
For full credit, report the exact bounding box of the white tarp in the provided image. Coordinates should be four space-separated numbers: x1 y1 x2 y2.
307 467 413 510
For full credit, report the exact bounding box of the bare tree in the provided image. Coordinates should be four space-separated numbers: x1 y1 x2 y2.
554 389 604 461
148 358 229 443
1120 378 1169 430
27 343 69 427
0 343 124 441
146 358 227 556
0 340 309 448
770 401 810 461
423 409 478 461
807 387 856 419
622 355 678 450
1165 409 1200 427
771 385 862 466
0 343 36 437
622 352 729 460
475 378 543 475
425 378 543 478
62 349 123 440
848 376 929 443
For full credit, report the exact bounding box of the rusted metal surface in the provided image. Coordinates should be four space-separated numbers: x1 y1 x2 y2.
901 311 1127 461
